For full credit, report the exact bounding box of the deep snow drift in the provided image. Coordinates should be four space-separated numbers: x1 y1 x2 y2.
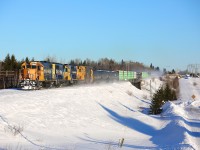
0 78 199 150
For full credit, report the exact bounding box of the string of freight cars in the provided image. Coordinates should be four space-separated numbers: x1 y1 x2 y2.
19 61 149 90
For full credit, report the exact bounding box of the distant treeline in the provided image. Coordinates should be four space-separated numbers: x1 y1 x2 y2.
68 58 152 71
0 53 161 72
0 54 35 71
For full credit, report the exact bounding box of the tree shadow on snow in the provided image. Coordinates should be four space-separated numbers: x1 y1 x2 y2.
132 95 151 105
118 102 136 112
99 103 156 136
98 103 199 149
78 136 161 149
118 102 150 115
159 115 200 129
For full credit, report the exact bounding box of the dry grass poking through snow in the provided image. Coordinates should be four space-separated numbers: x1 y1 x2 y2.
126 90 133 96
193 82 197 86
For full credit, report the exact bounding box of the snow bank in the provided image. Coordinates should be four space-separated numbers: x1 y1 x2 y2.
0 79 199 150
162 102 186 116
0 81 155 149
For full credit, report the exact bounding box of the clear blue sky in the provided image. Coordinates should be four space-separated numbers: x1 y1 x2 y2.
0 0 200 71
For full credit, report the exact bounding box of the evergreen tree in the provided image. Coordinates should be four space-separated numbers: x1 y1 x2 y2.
17 60 22 69
149 82 178 115
164 83 177 101
150 63 153 69
10 54 18 70
4 53 11 70
17 58 25 69
70 60 75 65
121 59 125 70
82 60 86 66
79 60 83 65
155 66 160 71
172 69 176 74
163 68 167 74
25 57 30 63
109 59 115 70
164 83 172 101
149 87 165 115
150 63 155 70
3 53 19 70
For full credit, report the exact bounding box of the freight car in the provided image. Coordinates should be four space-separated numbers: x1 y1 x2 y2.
93 70 137 82
93 70 118 82
93 70 149 89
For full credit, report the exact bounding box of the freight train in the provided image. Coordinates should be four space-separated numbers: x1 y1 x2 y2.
19 61 149 89
19 61 93 89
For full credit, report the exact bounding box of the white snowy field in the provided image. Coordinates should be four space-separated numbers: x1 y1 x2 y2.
0 78 200 150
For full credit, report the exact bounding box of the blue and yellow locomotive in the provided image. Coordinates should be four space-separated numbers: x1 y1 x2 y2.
19 61 93 89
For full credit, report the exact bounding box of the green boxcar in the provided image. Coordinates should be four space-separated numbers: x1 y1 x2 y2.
119 70 136 80
142 72 149 78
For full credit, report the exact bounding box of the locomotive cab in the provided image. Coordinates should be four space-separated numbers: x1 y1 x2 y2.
64 64 77 84
20 61 44 89
77 66 93 83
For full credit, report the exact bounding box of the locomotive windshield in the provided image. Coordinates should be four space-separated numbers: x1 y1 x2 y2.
71 66 77 71
64 68 68 72
31 65 36 69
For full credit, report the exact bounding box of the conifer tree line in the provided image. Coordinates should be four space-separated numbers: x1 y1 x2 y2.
1 53 154 71
0 54 34 71
150 63 160 71
69 58 150 71
149 83 177 115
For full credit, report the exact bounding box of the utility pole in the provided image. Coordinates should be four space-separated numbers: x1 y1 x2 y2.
187 64 200 75
126 62 128 80
150 79 152 98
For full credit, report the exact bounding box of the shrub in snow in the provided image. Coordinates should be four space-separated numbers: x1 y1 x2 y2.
4 124 23 136
142 94 148 100
193 82 197 86
126 90 133 96
149 83 177 115
164 83 177 101
13 125 23 136
149 87 165 115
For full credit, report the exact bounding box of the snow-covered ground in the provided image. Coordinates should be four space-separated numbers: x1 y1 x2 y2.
0 78 200 150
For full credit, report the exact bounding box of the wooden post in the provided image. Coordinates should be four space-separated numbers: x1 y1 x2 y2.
150 80 152 98
119 138 124 148
11 77 13 87
3 77 5 89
